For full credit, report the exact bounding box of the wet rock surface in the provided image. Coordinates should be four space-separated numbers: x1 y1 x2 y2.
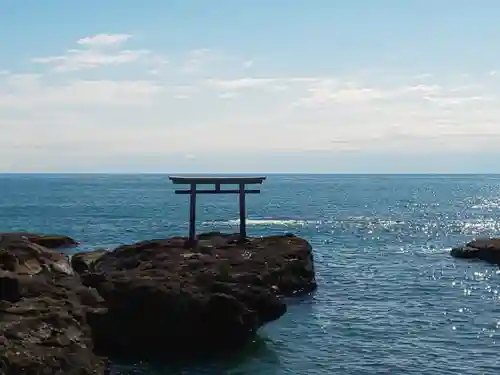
1 231 316 370
0 234 108 375
451 238 500 265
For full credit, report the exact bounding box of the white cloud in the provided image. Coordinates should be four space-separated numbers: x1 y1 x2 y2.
204 76 325 92
33 49 151 72
290 79 389 107
423 95 495 106
205 77 277 90
297 87 387 106
0 75 163 108
403 84 441 94
32 33 152 72
3 32 500 171
77 33 132 46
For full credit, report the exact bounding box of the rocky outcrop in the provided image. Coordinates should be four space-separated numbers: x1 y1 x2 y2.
0 234 107 375
74 232 316 359
1 231 317 369
451 238 500 265
0 232 78 249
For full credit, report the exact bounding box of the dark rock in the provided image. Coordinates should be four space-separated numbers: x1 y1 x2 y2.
0 235 107 375
0 230 317 367
75 232 316 359
451 238 500 265
0 276 21 302
0 232 78 249
72 249 108 274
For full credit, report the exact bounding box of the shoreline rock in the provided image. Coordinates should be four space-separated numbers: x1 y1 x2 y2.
0 234 108 375
0 232 78 249
1 231 317 369
75 232 316 359
451 238 500 265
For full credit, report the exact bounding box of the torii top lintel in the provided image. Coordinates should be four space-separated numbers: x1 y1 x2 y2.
168 176 266 185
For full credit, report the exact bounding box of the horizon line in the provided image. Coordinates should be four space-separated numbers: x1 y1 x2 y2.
1 172 500 176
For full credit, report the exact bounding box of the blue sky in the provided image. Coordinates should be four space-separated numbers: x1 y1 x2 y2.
1 0 500 173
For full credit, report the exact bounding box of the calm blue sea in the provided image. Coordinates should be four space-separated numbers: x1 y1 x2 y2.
2 174 500 374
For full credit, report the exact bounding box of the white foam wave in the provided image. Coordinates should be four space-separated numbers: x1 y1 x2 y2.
394 245 452 255
461 219 500 232
471 198 500 209
203 218 318 227
419 246 453 255
202 216 409 229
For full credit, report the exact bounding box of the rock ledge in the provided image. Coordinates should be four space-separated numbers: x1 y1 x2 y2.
1 231 316 372
75 232 316 359
451 238 500 265
0 233 107 375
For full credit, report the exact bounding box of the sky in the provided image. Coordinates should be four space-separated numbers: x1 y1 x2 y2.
1 0 500 173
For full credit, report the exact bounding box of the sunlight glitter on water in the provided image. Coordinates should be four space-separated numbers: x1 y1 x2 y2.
471 197 500 210
5 174 500 374
460 218 500 234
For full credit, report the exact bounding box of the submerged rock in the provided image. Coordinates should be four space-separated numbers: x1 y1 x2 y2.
451 238 500 265
74 232 316 359
0 234 108 375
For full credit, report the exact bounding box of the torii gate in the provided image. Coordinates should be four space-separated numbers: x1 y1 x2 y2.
169 176 266 243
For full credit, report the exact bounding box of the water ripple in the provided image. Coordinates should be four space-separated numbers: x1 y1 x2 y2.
2 174 500 374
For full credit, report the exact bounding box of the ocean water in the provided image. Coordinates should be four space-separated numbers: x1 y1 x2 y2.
2 174 500 374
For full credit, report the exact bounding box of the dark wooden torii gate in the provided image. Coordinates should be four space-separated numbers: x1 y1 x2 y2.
169 176 266 243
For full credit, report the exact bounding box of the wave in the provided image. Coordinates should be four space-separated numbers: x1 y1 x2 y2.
471 199 500 209
202 216 408 228
202 218 319 227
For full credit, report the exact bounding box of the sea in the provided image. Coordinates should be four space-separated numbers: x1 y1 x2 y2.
1 174 500 375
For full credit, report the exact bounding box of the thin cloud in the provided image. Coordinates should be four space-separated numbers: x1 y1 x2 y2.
181 48 213 73
204 76 323 91
424 95 496 106
243 59 254 68
4 34 500 172
32 34 151 72
0 78 164 108
77 33 132 46
403 84 441 94
32 49 151 72
205 77 277 89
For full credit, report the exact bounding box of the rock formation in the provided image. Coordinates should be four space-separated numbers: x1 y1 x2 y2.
74 232 316 359
1 232 78 249
1 231 316 372
451 238 500 265
0 233 108 375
